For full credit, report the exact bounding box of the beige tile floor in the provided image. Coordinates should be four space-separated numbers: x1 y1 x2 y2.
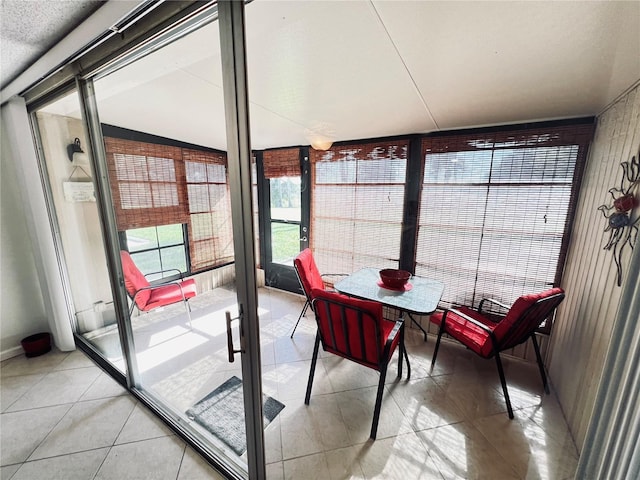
1 287 579 479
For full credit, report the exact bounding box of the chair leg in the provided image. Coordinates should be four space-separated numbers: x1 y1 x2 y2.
494 352 514 419
531 334 550 394
371 364 389 440
431 322 445 369
291 300 310 338
184 300 193 330
305 332 321 405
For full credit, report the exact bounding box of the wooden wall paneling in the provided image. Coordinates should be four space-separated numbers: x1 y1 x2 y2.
549 85 640 451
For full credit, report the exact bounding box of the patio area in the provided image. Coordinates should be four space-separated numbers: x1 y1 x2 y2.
2 285 581 479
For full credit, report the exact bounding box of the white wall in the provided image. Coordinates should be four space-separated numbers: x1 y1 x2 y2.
36 112 114 332
548 84 640 451
1 98 76 355
0 116 48 359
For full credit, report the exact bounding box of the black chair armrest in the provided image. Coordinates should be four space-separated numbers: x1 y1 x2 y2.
132 280 189 304
144 269 184 280
382 319 404 357
478 298 510 316
321 273 348 287
444 308 494 334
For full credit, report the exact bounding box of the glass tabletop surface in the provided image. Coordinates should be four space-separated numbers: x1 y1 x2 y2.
334 268 444 315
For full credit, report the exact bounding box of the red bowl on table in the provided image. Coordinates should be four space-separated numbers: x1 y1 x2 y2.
379 269 411 289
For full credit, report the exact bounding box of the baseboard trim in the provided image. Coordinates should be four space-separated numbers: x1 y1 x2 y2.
1 345 24 362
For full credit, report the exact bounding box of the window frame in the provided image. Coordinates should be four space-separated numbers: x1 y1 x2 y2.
415 121 594 334
119 224 190 282
103 126 234 276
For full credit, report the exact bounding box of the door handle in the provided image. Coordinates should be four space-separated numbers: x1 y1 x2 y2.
225 310 244 362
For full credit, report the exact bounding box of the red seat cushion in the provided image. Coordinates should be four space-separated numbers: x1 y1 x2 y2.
120 251 151 308
431 307 495 356
143 278 197 311
294 249 325 296
312 288 399 369
430 287 565 357
492 288 564 342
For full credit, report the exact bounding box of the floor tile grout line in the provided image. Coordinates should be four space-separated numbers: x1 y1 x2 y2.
2 287 579 479
91 444 113 480
174 443 188 480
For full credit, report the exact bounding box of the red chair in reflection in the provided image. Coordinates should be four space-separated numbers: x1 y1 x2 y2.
120 250 197 327
305 288 410 439
430 287 565 418
291 248 344 338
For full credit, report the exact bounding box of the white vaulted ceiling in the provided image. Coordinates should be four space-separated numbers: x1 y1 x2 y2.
26 0 640 151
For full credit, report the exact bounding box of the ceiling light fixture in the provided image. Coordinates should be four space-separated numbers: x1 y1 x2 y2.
309 137 334 151
305 124 335 151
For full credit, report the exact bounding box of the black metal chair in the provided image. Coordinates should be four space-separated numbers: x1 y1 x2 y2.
291 248 345 338
305 288 410 439
430 287 565 418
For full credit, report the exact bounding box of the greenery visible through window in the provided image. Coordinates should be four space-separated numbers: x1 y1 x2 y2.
126 224 187 281
270 176 301 265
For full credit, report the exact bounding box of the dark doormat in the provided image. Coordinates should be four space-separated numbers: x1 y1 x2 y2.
186 376 285 455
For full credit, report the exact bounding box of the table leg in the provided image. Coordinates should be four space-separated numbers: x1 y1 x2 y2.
407 312 428 342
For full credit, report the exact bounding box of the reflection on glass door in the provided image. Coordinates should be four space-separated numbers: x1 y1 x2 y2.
90 11 259 477
34 91 125 373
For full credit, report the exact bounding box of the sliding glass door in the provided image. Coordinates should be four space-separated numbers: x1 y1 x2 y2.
33 89 125 375
30 2 266 478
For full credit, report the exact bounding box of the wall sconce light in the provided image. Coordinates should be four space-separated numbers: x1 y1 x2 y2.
66 138 89 164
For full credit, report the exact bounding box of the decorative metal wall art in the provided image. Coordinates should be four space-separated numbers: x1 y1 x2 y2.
597 147 640 286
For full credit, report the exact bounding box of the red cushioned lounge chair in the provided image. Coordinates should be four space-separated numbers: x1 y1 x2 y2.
120 250 197 328
305 288 410 439
430 287 565 418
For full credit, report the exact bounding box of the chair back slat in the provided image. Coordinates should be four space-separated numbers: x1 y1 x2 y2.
495 288 565 350
312 289 384 370
324 300 338 351
340 306 352 358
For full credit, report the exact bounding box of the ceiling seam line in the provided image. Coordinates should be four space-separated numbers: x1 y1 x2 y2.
179 67 315 135
368 0 440 131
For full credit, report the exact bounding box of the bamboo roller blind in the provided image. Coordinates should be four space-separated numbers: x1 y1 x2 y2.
262 148 301 178
105 137 187 231
105 136 233 272
310 139 409 275
417 123 594 327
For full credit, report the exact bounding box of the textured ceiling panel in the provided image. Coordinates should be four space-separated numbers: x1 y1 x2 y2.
0 0 103 88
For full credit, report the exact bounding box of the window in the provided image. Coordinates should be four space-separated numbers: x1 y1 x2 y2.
263 147 302 266
311 140 408 274
125 224 187 281
105 137 187 231
184 148 234 271
416 123 593 331
269 176 301 265
105 135 234 273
